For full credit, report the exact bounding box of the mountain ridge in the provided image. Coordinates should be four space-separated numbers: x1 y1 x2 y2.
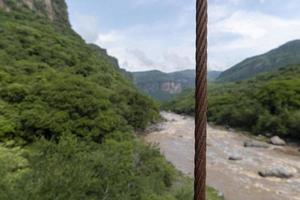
218 40 300 82
132 69 221 101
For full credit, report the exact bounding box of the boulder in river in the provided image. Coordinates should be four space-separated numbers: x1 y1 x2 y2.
228 155 243 161
144 124 163 134
244 140 269 148
218 192 225 199
270 136 286 146
258 166 297 179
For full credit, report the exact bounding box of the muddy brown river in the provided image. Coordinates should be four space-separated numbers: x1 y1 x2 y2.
144 112 300 200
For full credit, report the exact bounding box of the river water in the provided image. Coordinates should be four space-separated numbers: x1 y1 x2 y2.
144 112 300 200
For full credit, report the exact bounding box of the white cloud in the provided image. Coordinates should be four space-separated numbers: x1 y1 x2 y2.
211 11 268 40
208 7 300 70
88 2 196 72
95 31 121 44
69 0 300 72
72 13 100 42
131 0 191 8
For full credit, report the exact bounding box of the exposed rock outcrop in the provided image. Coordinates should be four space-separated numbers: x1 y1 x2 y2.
44 0 54 20
23 0 34 9
259 166 297 179
270 136 286 146
132 70 195 101
160 82 182 94
0 0 70 28
228 155 243 161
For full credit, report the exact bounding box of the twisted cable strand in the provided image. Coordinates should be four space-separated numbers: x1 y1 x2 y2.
194 0 207 199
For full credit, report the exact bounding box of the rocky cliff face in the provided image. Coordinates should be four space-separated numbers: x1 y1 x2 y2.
0 0 70 28
161 82 182 94
140 81 184 95
132 69 222 101
132 70 195 101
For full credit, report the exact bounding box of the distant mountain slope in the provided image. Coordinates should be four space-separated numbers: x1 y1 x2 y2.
132 69 221 101
208 70 221 81
218 40 300 82
132 69 195 101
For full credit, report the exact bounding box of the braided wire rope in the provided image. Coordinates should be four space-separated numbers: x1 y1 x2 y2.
195 0 207 199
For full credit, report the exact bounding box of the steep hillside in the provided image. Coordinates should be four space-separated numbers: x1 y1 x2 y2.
0 1 161 141
88 44 133 80
165 65 300 139
218 40 300 82
133 69 221 101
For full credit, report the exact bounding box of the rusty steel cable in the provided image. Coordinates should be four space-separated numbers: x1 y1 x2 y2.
195 0 207 200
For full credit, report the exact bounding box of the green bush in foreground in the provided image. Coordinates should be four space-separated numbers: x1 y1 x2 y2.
0 134 175 200
0 134 223 200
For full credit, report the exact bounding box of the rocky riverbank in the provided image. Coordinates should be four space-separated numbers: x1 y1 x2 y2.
144 112 300 200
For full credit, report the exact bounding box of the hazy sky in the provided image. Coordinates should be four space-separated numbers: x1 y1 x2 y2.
66 0 300 72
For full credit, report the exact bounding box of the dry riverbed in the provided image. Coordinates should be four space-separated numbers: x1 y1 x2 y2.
144 112 300 200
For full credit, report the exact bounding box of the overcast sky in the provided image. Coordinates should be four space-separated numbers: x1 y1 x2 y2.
66 0 300 72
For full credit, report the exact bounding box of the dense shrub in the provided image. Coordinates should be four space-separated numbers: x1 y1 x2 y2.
0 134 222 200
163 89 195 116
0 134 177 200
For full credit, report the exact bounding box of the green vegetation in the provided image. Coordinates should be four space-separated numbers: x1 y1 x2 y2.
0 1 206 199
0 134 179 200
164 66 300 139
0 1 224 199
163 89 195 115
0 137 222 200
0 2 160 142
206 187 224 200
218 40 300 82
